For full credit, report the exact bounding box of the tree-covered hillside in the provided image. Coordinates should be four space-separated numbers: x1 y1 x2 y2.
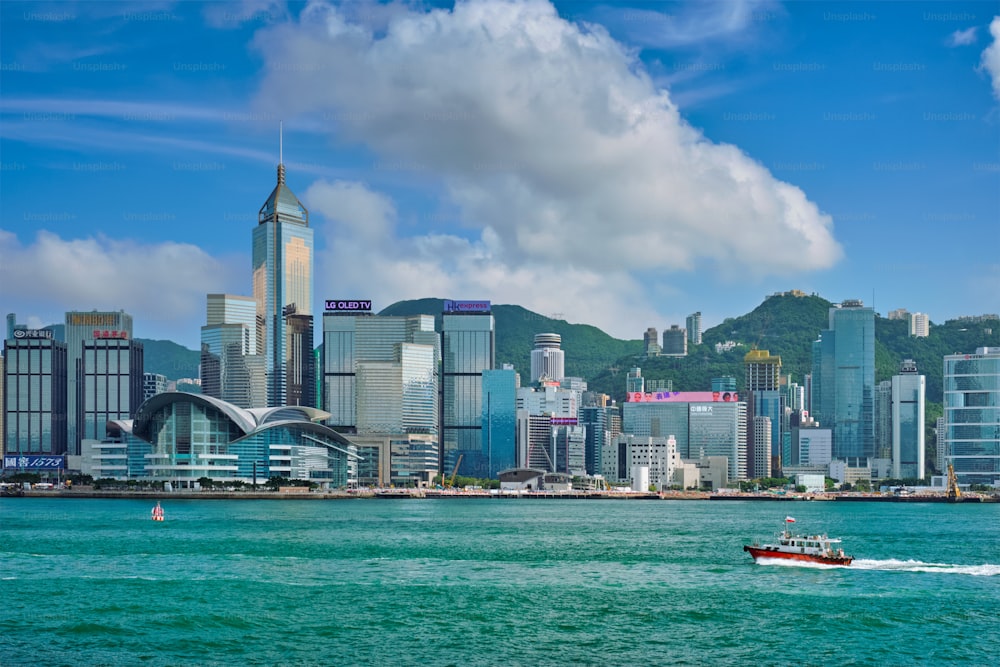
138 338 200 380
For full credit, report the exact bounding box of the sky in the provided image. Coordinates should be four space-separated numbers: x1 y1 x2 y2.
1 0 998 349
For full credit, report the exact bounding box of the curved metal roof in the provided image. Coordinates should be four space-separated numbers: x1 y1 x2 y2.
131 392 258 440
246 406 331 426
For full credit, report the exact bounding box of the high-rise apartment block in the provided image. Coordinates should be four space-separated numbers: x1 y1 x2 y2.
686 312 702 345
943 347 1000 486
643 327 660 357
908 312 929 338
661 325 687 357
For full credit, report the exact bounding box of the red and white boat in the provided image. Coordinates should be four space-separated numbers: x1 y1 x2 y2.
744 517 853 566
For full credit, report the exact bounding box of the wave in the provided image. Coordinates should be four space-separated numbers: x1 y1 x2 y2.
753 557 999 576
852 559 1000 576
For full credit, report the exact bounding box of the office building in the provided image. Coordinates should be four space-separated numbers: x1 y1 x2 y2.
712 377 737 393
942 347 1000 486
78 337 144 444
143 373 168 402
891 359 925 479
63 310 133 455
686 312 703 345
626 367 644 394
623 391 747 480
200 294 267 409
752 416 772 478
3 330 68 466
661 325 687 356
441 300 494 476
604 434 682 490
355 342 437 436
745 349 784 474
482 367 518 478
530 333 565 384
874 380 893 459
252 144 314 407
811 300 875 460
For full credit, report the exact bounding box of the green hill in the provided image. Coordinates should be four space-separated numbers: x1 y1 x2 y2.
137 338 200 380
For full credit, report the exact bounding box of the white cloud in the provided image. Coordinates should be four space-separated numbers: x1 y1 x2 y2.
981 17 1000 100
0 229 243 345
948 26 978 47
252 0 841 337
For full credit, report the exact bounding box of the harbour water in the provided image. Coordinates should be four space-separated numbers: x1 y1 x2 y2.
2 498 998 666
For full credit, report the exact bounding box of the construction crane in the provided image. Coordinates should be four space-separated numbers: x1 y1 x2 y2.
446 454 464 488
947 463 962 501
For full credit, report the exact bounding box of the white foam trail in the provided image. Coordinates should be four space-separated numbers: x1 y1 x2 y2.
851 559 1000 576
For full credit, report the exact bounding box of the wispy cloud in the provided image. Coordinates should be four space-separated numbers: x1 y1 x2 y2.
948 26 978 47
981 17 1000 100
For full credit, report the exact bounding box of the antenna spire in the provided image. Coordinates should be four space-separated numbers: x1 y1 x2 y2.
277 120 286 185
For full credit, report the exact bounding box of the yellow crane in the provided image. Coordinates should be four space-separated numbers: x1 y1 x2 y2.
947 463 962 501
446 454 464 488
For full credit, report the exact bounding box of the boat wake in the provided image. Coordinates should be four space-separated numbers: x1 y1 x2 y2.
751 557 1000 576
851 559 1000 576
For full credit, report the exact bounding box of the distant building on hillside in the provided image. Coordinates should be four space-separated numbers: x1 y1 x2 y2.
686 312 702 345
662 325 687 357
643 328 660 357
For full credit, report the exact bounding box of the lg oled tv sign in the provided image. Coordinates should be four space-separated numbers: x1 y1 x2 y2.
325 300 372 312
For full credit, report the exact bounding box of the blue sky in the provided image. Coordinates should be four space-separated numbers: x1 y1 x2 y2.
2 0 998 349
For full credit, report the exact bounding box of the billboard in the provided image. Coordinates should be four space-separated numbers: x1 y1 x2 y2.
324 300 372 312
3 455 66 470
443 300 491 313
627 391 740 403
550 417 578 425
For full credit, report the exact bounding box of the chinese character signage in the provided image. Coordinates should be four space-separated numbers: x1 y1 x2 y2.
92 330 128 339
3 455 66 470
11 329 52 339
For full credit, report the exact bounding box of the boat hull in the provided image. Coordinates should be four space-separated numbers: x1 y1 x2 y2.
744 545 852 566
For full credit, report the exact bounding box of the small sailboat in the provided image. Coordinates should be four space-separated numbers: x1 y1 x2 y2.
151 501 165 522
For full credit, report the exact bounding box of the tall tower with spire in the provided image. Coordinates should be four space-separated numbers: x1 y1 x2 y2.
252 124 315 407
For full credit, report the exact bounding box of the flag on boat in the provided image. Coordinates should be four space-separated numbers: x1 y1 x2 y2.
785 516 796 523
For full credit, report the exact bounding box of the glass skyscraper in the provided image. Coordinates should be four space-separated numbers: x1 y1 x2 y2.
79 338 144 444
200 294 266 408
64 310 133 455
3 332 68 459
252 157 313 407
811 301 875 460
943 347 1000 486
482 367 517 478
891 359 925 479
441 301 494 476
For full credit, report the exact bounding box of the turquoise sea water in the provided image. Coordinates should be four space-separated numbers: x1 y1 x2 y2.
1 497 998 666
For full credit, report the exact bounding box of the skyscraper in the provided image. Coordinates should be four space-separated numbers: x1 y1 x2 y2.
943 347 1000 486
441 300 494 476
811 300 875 460
891 359 925 479
252 138 314 407
745 348 783 475
643 327 660 357
482 366 518 478
78 337 144 444
662 325 687 356
530 333 565 384
200 294 266 408
3 330 68 460
64 310 133 455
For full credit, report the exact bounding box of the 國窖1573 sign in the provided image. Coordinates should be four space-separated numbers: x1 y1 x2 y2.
325 300 372 312
3 455 66 470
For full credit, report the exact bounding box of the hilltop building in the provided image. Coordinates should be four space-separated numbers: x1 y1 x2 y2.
686 312 703 345
643 327 660 357
252 136 314 407
662 325 687 357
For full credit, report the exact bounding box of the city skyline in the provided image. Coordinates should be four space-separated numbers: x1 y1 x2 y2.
2 1 999 350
